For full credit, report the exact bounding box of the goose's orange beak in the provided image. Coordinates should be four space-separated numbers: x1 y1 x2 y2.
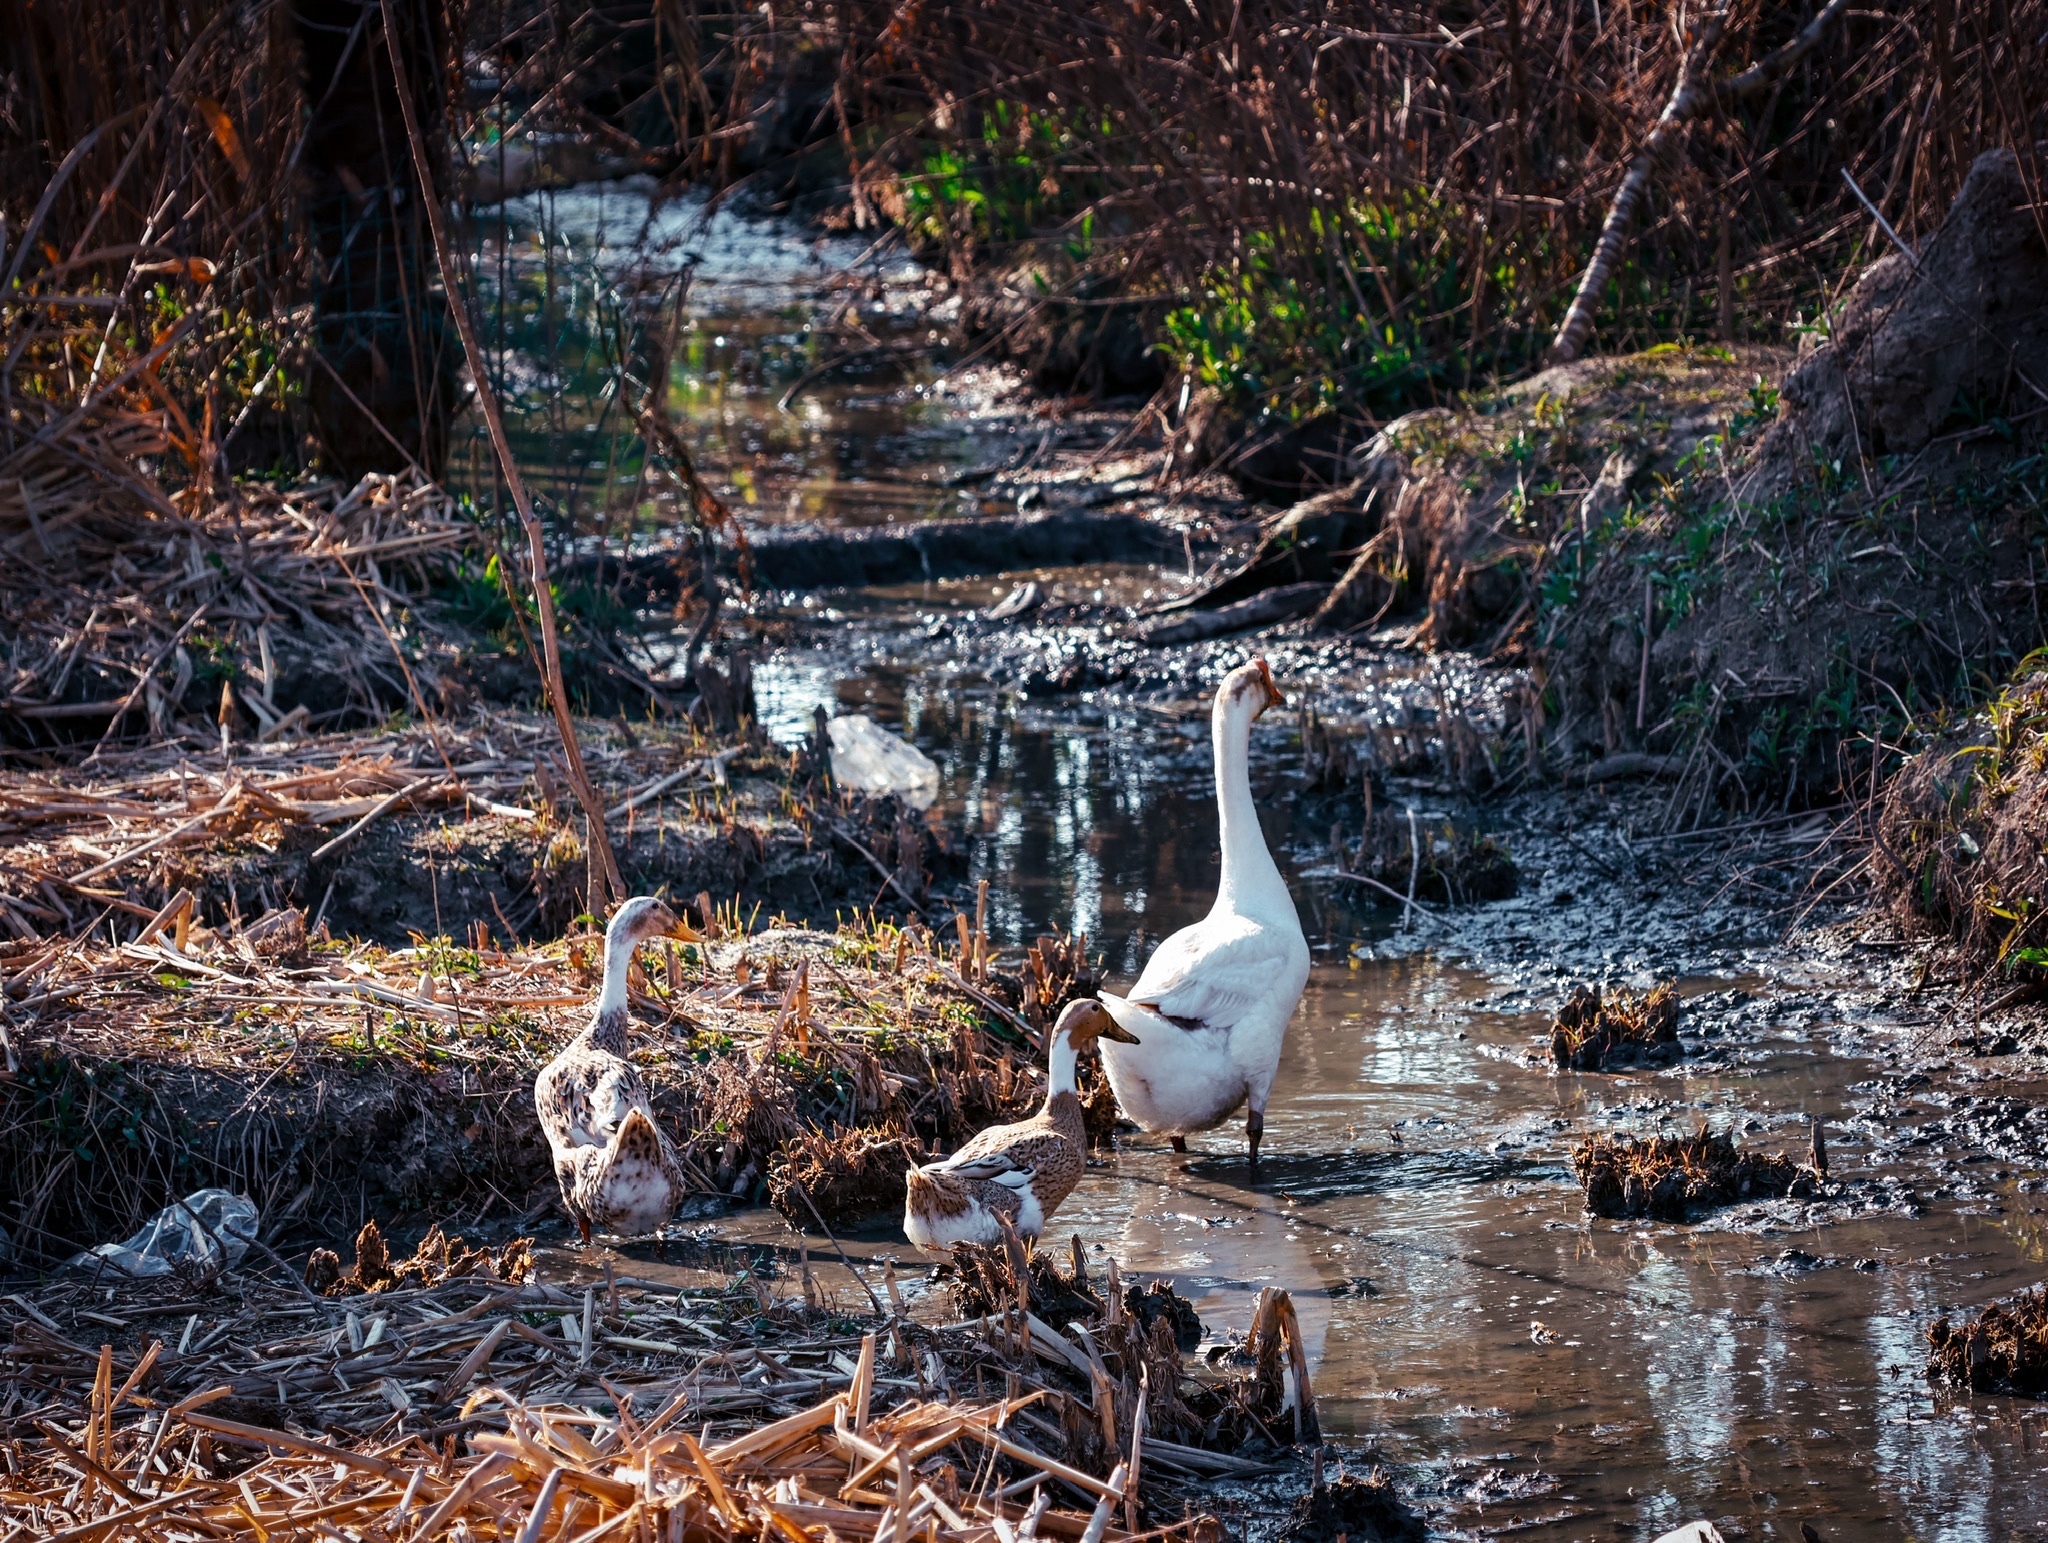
1253 657 1286 718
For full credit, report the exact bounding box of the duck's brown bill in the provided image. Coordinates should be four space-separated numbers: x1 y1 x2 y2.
1097 1017 1143 1044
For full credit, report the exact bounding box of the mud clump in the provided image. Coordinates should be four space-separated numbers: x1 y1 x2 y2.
304 1218 533 1295
1281 1472 1426 1543
1572 1129 1816 1222
1925 1286 2048 1396
1774 149 2048 463
1550 982 1681 1071
1125 1277 1203 1352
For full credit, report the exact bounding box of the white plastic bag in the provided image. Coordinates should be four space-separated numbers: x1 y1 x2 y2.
827 714 940 810
69 1188 259 1277
1651 1524 1728 1543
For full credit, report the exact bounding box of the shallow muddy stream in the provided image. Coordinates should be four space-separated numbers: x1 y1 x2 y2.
507 187 2048 1540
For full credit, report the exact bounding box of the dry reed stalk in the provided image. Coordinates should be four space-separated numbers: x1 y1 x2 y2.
377 0 623 910
0 1249 1304 1541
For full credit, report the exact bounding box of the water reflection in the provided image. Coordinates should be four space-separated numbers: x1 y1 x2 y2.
468 178 1010 531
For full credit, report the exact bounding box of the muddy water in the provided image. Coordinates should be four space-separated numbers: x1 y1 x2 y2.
506 192 2048 1538
585 678 2048 1538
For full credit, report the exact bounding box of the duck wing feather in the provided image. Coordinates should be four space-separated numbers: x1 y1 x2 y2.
922 1125 1065 1188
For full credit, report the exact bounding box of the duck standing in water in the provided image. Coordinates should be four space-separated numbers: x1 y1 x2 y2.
535 897 691 1240
904 998 1139 1248
1096 658 1309 1164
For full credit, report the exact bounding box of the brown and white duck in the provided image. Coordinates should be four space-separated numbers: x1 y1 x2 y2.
903 998 1139 1249
535 897 691 1240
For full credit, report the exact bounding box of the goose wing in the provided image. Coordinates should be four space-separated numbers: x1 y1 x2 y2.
1123 915 1293 1031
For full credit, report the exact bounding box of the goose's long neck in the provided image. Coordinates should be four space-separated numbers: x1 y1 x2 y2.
590 930 636 1053
1214 697 1286 911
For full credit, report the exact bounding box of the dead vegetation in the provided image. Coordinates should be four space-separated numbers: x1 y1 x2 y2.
931 1237 1319 1454
1873 665 2048 995
304 1218 534 1297
0 1239 1317 1543
1925 1286 2048 1397
0 707 957 948
1549 983 1682 1072
1571 1129 1817 1222
0 872 1102 1266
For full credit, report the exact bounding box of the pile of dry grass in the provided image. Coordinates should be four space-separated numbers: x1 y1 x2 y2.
1874 666 2048 975
934 1238 1318 1454
1 471 476 750
0 1241 1316 1541
1925 1286 2048 1396
1571 1128 1816 1222
1549 982 1681 1072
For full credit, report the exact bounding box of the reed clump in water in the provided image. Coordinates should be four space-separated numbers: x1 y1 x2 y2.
936 1238 1318 1454
1550 982 1682 1072
304 1218 535 1296
1925 1286 2048 1396
1281 1471 1426 1543
1571 1128 1816 1222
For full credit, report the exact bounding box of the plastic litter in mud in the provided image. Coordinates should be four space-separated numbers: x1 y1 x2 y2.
1924 1284 2048 1396
1571 1128 1817 1222
67 1188 258 1279
827 713 942 809
1549 982 1681 1072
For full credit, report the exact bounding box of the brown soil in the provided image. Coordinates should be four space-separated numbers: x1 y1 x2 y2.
1571 1129 1818 1222
1549 982 1681 1071
1925 1285 2048 1396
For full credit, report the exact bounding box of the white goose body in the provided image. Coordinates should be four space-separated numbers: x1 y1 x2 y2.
1098 659 1309 1161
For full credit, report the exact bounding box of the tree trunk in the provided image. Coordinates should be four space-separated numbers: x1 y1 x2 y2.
294 0 456 479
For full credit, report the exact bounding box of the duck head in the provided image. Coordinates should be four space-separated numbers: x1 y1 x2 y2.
607 896 687 951
1054 997 1142 1046
1219 657 1287 723
596 897 693 1021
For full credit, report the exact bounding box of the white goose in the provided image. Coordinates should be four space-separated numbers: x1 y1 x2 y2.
1097 657 1309 1164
